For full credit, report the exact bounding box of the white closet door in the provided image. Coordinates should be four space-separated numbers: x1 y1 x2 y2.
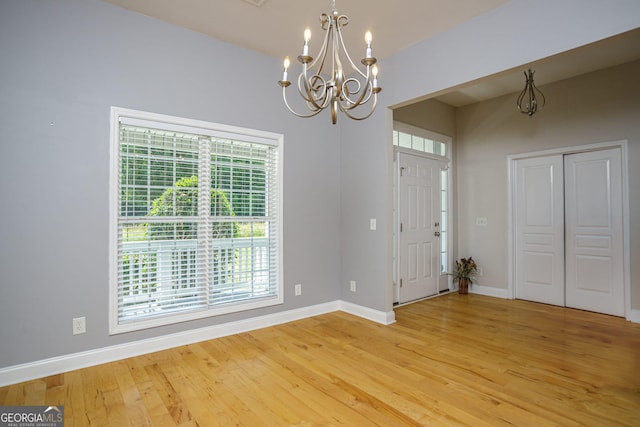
564 149 624 316
514 156 565 306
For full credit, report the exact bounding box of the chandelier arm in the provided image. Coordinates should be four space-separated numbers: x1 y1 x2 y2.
532 82 546 111
335 23 367 78
306 16 332 72
301 25 332 111
297 71 320 103
298 71 332 110
528 87 539 114
281 87 324 118
338 77 374 109
339 93 378 121
334 19 377 109
332 21 371 110
516 86 529 114
517 84 539 116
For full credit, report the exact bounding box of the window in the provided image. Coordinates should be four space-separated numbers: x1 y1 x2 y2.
440 169 448 273
393 128 446 157
109 108 283 334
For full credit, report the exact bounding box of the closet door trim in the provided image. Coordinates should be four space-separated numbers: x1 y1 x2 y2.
507 140 631 320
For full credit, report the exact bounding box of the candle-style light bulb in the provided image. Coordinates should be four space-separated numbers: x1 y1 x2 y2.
371 64 378 88
303 28 311 56
282 56 290 81
365 31 372 58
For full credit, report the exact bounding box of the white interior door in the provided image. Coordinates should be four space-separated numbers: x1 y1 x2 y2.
398 153 440 303
514 156 565 306
564 149 624 316
514 147 625 316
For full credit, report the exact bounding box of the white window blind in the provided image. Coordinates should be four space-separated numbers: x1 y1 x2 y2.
110 108 282 334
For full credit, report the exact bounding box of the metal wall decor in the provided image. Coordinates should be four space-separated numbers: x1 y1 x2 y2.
517 69 545 116
278 0 381 124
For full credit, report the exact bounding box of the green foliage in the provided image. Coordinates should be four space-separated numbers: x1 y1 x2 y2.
148 176 238 239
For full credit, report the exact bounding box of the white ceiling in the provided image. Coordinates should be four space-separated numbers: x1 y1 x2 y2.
102 0 640 107
101 0 509 60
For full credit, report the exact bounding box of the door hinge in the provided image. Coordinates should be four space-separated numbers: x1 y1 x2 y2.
400 278 403 288
400 223 403 232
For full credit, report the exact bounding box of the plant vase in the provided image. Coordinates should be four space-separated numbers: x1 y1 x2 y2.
458 278 469 294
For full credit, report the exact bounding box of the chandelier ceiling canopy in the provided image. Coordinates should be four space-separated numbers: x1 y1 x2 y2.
278 0 381 124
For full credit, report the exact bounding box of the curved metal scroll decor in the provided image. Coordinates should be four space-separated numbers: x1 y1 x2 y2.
517 69 546 117
278 0 381 124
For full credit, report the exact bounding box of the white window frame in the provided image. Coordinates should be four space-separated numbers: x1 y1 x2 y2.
109 107 283 334
393 122 449 157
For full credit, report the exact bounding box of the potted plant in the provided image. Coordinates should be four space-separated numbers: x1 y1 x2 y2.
449 257 478 294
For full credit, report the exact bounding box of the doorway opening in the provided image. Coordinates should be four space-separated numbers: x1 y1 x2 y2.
393 123 452 305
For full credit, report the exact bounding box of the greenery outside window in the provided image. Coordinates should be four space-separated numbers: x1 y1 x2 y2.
109 107 283 334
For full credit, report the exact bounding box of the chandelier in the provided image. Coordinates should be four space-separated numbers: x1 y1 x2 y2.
516 69 545 116
278 0 381 124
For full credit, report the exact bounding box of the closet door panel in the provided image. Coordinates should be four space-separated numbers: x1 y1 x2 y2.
564 149 624 316
514 156 565 306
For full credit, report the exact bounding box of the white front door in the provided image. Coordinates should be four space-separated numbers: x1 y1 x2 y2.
398 153 440 303
514 155 565 306
564 149 625 316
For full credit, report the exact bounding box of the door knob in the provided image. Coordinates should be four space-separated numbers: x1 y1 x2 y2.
434 231 441 237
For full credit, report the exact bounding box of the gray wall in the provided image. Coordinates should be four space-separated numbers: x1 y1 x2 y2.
0 0 340 368
1 0 639 371
389 61 640 311
455 60 640 307
394 99 456 139
339 107 394 312
338 0 640 314
386 0 640 109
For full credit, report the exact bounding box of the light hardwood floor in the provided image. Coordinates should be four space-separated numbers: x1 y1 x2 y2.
2 294 639 426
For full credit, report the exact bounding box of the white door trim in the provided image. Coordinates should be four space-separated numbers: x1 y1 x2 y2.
507 140 631 320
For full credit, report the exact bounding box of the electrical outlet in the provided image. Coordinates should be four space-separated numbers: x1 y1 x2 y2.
475 217 488 226
370 218 377 230
350 280 357 292
72 317 86 335
294 283 302 296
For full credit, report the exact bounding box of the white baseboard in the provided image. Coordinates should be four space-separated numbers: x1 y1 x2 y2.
471 287 640 324
0 300 392 387
338 300 396 325
469 284 509 299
